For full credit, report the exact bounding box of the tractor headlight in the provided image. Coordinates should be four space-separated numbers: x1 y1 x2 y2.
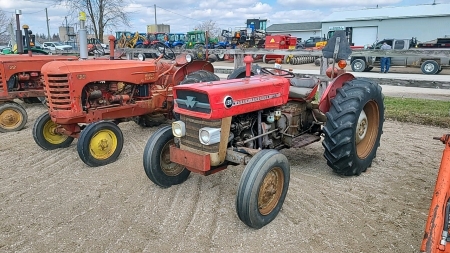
172 121 186 137
138 53 146 61
199 127 221 145
186 54 193 63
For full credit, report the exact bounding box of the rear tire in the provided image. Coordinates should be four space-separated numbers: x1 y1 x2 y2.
227 64 262 79
322 78 384 176
236 149 290 229
143 125 190 188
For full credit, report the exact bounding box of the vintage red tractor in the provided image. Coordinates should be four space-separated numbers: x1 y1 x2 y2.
143 32 385 228
0 25 78 132
32 41 219 167
421 134 450 253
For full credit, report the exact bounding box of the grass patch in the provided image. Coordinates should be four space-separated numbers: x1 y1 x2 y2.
384 97 450 128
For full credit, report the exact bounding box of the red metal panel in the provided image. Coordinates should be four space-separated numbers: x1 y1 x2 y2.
170 145 211 173
173 75 290 120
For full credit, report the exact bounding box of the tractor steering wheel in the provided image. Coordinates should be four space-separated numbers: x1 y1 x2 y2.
155 41 175 60
260 67 296 78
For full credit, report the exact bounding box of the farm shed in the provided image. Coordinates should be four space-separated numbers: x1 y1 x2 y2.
266 22 322 42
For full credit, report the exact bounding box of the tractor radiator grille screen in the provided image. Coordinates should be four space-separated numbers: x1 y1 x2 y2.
175 90 211 114
180 114 221 153
0 71 3 93
46 74 71 110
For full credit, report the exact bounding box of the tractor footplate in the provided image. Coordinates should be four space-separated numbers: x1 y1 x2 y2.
291 134 321 148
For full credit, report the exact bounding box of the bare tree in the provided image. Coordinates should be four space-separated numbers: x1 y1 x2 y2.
0 10 9 35
194 20 221 38
59 0 131 41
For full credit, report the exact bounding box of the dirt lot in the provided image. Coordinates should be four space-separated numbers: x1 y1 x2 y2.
0 100 446 253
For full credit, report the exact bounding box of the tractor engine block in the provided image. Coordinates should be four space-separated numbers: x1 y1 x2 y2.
7 72 42 92
229 102 317 150
82 81 135 110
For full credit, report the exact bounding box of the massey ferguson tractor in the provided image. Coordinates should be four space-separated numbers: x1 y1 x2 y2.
0 25 77 132
143 31 385 228
32 41 220 167
421 134 450 253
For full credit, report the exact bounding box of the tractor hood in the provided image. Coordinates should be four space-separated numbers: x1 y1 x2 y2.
0 55 78 81
174 75 290 120
42 60 165 84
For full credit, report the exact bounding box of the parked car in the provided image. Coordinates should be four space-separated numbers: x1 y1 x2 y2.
303 37 326 48
42 42 72 51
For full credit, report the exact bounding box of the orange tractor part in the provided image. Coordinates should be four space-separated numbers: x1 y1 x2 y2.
422 134 450 253
0 54 78 132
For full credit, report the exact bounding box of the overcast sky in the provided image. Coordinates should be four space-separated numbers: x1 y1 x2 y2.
1 0 448 37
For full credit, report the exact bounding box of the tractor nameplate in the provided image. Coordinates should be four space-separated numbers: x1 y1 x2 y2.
232 93 281 107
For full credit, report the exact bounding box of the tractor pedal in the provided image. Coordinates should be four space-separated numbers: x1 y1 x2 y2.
291 134 321 148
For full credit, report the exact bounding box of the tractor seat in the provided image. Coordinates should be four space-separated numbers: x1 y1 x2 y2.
289 78 317 99
289 78 316 88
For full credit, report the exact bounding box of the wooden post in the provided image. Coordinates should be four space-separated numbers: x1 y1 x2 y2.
318 57 329 100
234 54 245 69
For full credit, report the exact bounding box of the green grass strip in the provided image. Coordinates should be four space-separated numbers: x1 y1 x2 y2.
384 97 450 128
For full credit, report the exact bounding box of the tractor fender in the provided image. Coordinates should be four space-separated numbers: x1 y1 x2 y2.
318 73 355 113
173 60 214 85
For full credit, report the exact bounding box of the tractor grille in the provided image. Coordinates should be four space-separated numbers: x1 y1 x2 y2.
45 74 71 110
175 90 211 114
0 71 3 93
180 114 221 153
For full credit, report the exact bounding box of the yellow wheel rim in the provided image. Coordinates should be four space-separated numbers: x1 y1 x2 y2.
258 167 284 216
356 100 380 159
0 108 23 130
43 119 70 144
89 129 118 160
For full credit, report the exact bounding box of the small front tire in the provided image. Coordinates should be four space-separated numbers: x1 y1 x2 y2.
0 102 27 132
236 149 290 229
77 121 124 167
143 126 190 188
32 112 74 150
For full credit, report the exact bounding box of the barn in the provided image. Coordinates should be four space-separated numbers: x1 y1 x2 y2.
322 3 450 46
266 22 322 42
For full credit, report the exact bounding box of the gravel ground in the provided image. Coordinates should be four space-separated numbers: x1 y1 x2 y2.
0 101 446 252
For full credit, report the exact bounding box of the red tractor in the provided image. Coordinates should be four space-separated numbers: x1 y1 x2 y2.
0 25 78 132
32 41 219 167
143 32 385 228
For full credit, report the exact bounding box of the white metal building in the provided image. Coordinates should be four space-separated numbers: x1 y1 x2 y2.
266 22 322 41
322 3 450 46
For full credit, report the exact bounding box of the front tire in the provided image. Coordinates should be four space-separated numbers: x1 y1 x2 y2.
351 59 366 72
421 60 440 75
32 112 74 150
0 102 27 132
143 125 190 188
77 121 124 167
236 149 290 229
323 78 384 176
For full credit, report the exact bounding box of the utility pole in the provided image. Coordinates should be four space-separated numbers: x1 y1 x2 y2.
45 8 50 40
154 4 157 26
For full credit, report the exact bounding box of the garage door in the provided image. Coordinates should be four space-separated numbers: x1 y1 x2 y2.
352 27 378 46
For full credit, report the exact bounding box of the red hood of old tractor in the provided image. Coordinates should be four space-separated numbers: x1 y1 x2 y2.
42 60 164 84
0 55 78 81
174 75 290 120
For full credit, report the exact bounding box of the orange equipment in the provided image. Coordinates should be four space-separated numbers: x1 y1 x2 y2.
421 134 450 253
